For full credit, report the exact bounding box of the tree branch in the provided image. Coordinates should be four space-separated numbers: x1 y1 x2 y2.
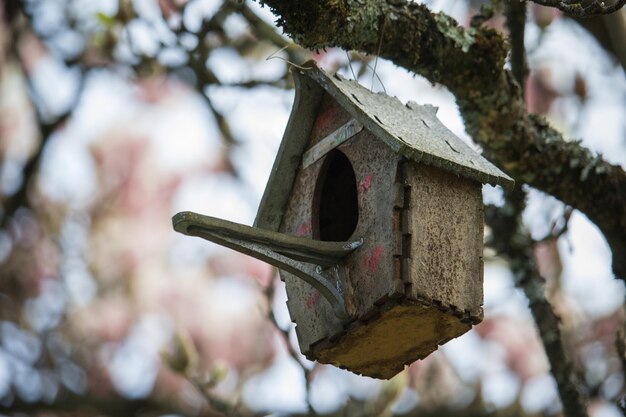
506 0 528 90
485 191 589 417
489 7 589 415
0 389 213 417
528 0 626 18
570 9 626 72
264 278 316 414
1 12 86 228
257 0 626 280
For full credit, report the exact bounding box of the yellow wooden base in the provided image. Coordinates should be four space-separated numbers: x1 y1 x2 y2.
312 301 473 379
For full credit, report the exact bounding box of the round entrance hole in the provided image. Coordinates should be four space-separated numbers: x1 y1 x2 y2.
313 149 359 242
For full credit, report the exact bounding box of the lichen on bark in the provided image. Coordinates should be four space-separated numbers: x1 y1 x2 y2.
432 12 476 53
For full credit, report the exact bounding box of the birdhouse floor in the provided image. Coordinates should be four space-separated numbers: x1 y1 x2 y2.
310 299 472 379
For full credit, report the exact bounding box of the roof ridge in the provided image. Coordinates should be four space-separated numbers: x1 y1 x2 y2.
305 64 514 189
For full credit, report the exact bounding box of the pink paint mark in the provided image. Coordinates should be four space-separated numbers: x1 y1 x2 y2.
305 291 321 308
363 246 384 273
358 174 374 194
315 109 335 131
295 219 312 237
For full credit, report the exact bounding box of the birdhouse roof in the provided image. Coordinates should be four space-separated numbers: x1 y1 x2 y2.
255 63 514 231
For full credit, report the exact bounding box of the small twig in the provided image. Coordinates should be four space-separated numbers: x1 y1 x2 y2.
264 276 316 414
195 1 235 40
346 50 358 80
266 44 314 70
371 15 386 92
205 95 238 147
617 308 626 413
220 79 288 89
529 0 626 17
356 55 372 79
470 3 496 27
350 52 387 93
186 375 251 417
617 302 626 378
537 206 574 243
505 0 528 92
2 22 87 228
162 330 256 417
237 3 308 65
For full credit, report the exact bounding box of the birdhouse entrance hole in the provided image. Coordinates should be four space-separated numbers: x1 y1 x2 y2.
313 149 359 242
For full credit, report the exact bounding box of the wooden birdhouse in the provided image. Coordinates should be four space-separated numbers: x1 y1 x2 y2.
173 62 514 379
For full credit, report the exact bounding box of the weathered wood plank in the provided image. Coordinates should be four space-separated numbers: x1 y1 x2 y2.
406 163 484 314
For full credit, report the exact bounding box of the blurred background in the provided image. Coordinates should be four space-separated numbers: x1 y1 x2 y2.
0 0 625 416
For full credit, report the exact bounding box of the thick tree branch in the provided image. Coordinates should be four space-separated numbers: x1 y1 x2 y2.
257 0 626 280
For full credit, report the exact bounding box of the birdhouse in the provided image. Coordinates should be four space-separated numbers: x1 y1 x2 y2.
173 62 514 379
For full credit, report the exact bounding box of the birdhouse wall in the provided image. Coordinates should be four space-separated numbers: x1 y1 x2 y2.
403 162 484 316
278 93 405 354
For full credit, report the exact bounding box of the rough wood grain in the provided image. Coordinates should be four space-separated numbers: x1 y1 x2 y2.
405 163 484 314
313 301 471 379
